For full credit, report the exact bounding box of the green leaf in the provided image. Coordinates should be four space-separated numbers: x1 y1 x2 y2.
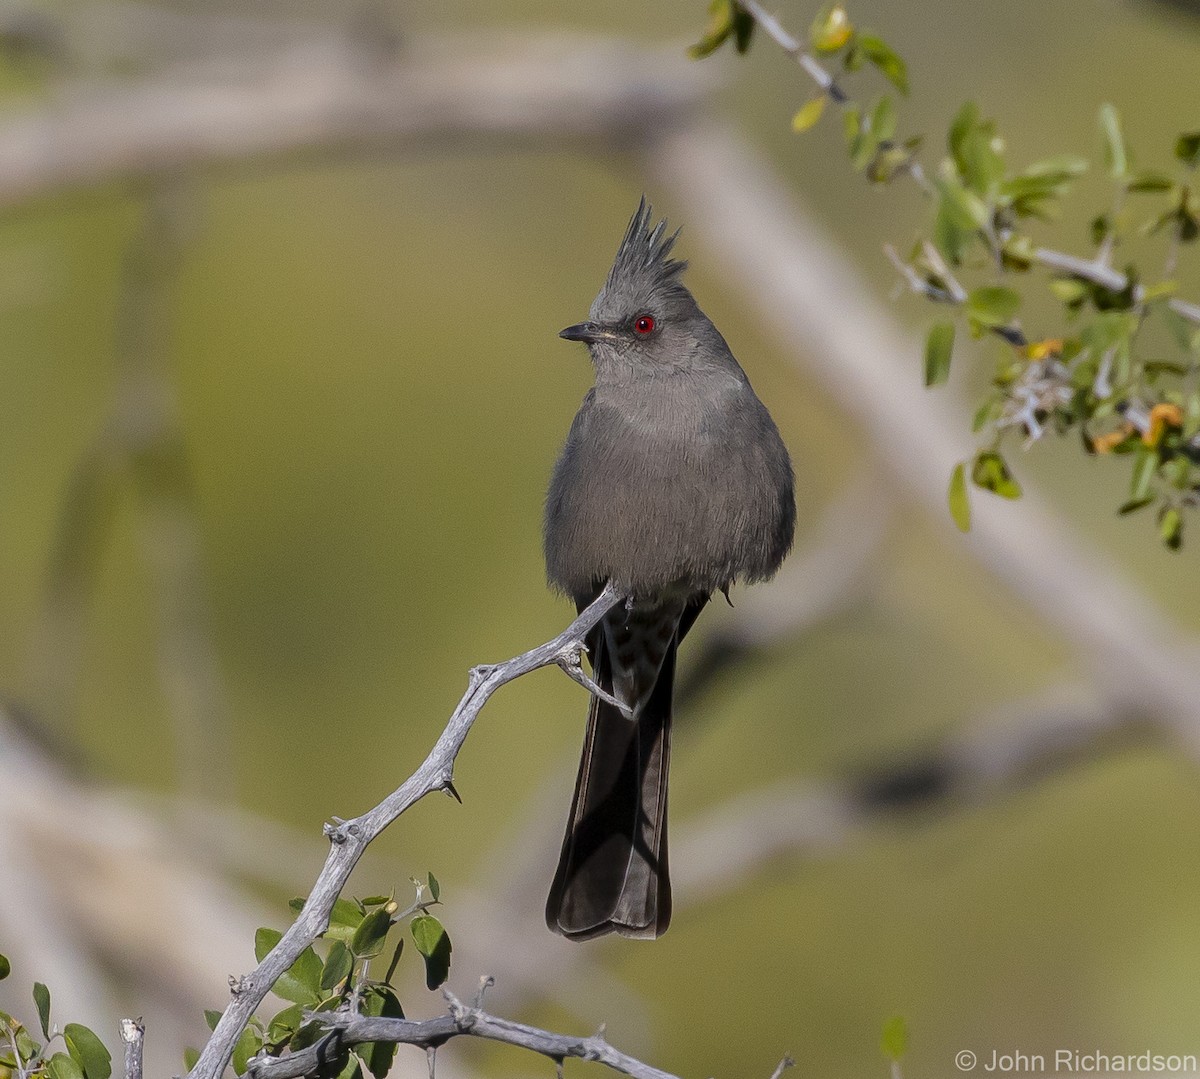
266 1004 305 1049
948 462 971 531
46 1053 85 1079
410 915 452 991
350 908 393 960
1118 497 1155 516
924 322 955 386
204 1010 222 1032
731 3 755 52
384 936 406 986
328 898 366 931
933 199 973 265
1099 103 1128 179
64 1025 111 1079
868 143 917 184
856 33 908 94
1082 311 1138 354
1130 446 1159 501
1020 155 1089 181
254 929 323 1005
13 1023 39 1064
791 96 826 134
971 396 1000 433
972 451 1022 499
1160 506 1184 550
872 96 896 142
1001 157 1087 218
1185 392 1200 438
688 0 735 59
948 101 1004 195
359 896 391 908
254 927 279 964
843 107 878 172
427 873 440 903
183 1048 200 1072
809 4 853 52
965 286 1021 328
1000 234 1035 270
1128 171 1174 193
288 1021 326 1054
358 987 406 1079
333 1055 361 1079
231 1028 262 1077
33 983 51 1040
881 1015 909 1062
949 102 979 164
282 950 323 1005
1176 132 1200 168
937 174 990 231
320 941 354 991
1049 277 1088 306
0 954 8 980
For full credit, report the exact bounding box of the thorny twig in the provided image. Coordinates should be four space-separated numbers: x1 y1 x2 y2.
185 585 624 1079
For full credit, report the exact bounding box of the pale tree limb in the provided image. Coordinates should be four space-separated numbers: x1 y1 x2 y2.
677 474 891 705
28 180 234 804
187 585 623 1079
672 683 1146 904
0 705 282 1053
0 32 714 211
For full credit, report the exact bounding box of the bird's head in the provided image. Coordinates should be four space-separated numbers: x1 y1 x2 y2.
559 198 713 375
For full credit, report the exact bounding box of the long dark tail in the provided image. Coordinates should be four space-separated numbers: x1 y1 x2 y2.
546 598 705 941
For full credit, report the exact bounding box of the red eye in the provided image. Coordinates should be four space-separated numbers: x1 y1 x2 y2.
633 315 655 335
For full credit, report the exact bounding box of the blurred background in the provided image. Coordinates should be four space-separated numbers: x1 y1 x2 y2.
4 1 1200 1077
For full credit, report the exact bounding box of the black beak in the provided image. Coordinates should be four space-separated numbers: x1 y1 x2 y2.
559 321 602 343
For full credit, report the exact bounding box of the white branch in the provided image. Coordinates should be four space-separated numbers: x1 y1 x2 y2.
0 32 713 210
188 585 623 1079
247 990 681 1079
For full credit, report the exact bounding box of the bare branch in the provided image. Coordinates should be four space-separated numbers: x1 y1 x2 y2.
188 585 624 1079
0 33 714 211
120 1017 145 1079
1032 246 1200 325
672 684 1149 904
767 1055 795 1079
738 0 847 103
247 991 682 1079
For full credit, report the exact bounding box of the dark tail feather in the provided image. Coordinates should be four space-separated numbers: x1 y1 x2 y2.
546 630 676 941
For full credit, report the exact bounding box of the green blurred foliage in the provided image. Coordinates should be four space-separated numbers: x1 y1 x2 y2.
2 2 1200 1079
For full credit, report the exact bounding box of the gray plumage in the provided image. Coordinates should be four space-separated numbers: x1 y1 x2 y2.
544 197 795 941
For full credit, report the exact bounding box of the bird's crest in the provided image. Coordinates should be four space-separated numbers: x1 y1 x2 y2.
602 196 688 304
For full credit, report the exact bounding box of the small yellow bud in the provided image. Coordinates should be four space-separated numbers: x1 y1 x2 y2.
1144 402 1184 446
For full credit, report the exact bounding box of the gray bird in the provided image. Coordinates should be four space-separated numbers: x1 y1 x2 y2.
544 198 796 940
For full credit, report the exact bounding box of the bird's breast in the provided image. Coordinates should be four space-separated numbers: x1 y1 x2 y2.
544 379 792 599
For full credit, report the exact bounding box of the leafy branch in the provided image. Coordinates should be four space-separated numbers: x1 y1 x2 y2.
0 966 112 1079
692 0 1200 548
248 985 690 1079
